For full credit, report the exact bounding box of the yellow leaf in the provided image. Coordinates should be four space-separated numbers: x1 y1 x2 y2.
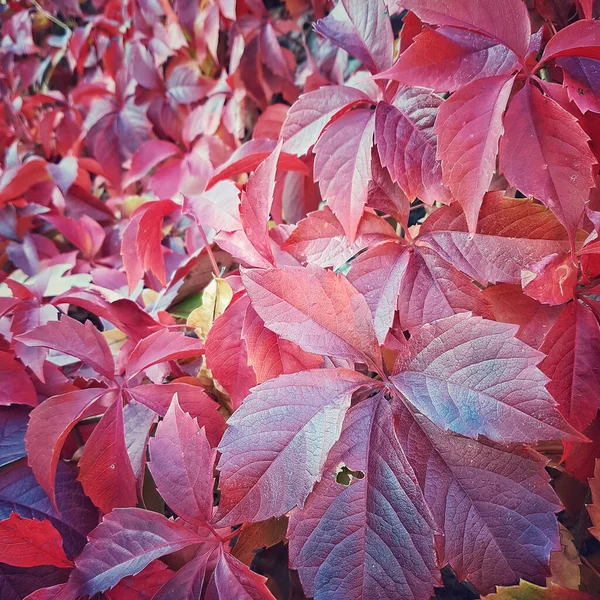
187 278 233 340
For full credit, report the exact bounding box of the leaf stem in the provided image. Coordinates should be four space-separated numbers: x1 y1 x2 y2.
197 226 220 279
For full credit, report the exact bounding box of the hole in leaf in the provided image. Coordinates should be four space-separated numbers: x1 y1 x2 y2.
335 464 365 486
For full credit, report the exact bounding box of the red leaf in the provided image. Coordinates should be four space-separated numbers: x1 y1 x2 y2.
239 143 281 264
499 82 596 251
150 551 211 599
401 0 531 58
0 160 49 208
16 316 115 381
396 246 493 330
241 266 382 371
435 74 514 232
127 383 225 447
78 399 138 514
540 300 600 432
123 140 181 188
557 56 600 114
125 329 204 380
205 295 257 410
313 108 375 242
375 90 450 206
381 27 518 92
288 393 439 600
0 352 37 407
204 547 274 600
43 214 105 260
482 284 563 348
367 153 410 228
105 560 173 600
282 206 397 269
280 86 371 156
214 369 376 526
394 406 561 593
419 193 576 284
347 241 410 343
521 252 578 305
25 388 107 508
149 395 216 525
0 513 72 568
243 304 323 383
64 508 210 596
314 0 393 75
540 19 600 63
391 313 582 442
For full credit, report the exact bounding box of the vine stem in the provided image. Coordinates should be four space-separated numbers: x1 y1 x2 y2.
197 225 220 279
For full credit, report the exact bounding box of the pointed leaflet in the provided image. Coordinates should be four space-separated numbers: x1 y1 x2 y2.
64 508 209 597
0 462 98 559
0 354 36 407
499 82 596 250
239 143 281 265
288 394 439 600
482 284 562 349
375 90 450 206
25 388 107 507
282 207 397 270
105 560 173 600
539 301 600 432
243 305 323 384
151 551 211 600
16 316 115 381
231 517 288 565
401 0 531 58
394 406 560 593
183 181 241 234
204 548 274 600
126 383 225 447
125 328 204 380
520 252 578 306
280 86 371 156
435 74 514 233
0 407 28 468
123 401 156 484
367 153 410 228
557 57 600 115
148 396 216 525
241 266 382 371
347 241 410 343
418 193 576 285
381 27 517 92
0 513 72 568
396 246 493 330
391 313 581 443
313 0 393 75
78 399 138 514
205 295 257 410
483 581 598 599
214 369 375 526
540 19 600 63
313 108 375 243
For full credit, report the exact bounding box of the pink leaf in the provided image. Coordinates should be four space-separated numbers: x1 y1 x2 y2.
123 140 181 188
314 0 393 75
183 181 241 233
0 513 72 568
0 353 37 407
126 329 204 380
540 300 600 432
149 396 216 525
280 86 371 156
151 551 211 599
78 399 138 514
214 369 376 526
288 394 439 600
540 19 600 63
557 57 600 114
314 108 375 242
205 295 257 410
25 388 108 508
380 26 517 92
16 316 115 381
435 74 514 232
241 266 382 371
204 548 274 600
239 143 281 264
394 406 561 594
391 313 582 443
521 252 578 305
347 241 410 343
401 0 531 58
499 82 596 251
419 192 576 284
243 304 323 383
64 508 210 596
105 560 173 600
375 90 450 206
282 206 397 269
